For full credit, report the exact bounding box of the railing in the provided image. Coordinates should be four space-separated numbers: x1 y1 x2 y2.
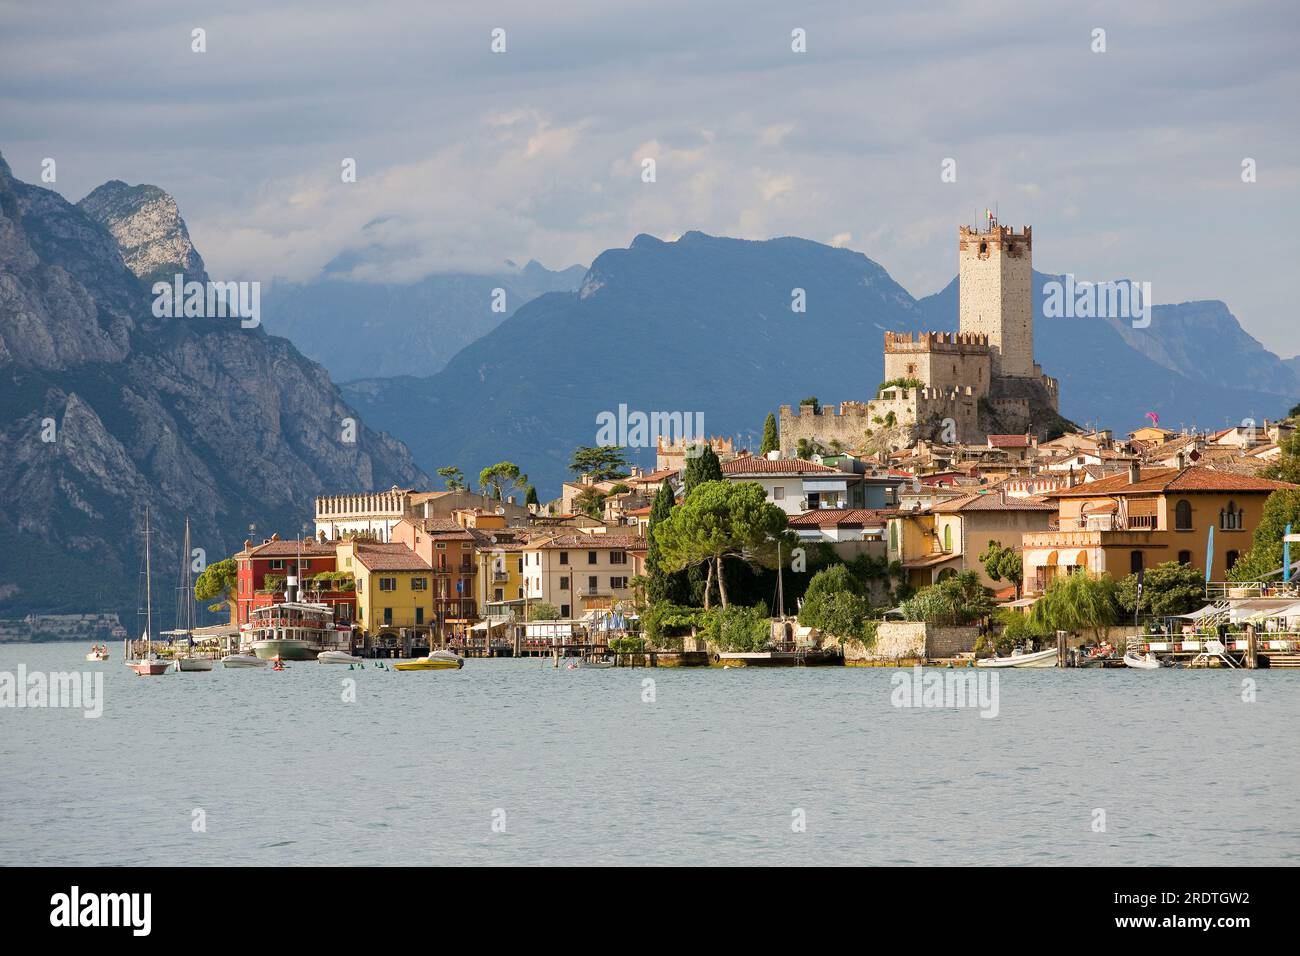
1206 581 1300 600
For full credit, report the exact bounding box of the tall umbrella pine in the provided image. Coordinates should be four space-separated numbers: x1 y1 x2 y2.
653 481 787 610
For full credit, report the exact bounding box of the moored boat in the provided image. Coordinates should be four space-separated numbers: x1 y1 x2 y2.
394 649 464 671
221 654 268 668
175 657 214 672
127 506 170 677
1123 651 1163 670
976 647 1058 668
317 650 364 665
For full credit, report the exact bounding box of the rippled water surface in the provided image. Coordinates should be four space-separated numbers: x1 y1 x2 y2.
2 642 1297 866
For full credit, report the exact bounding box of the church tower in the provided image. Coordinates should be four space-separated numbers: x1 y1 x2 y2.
958 216 1033 379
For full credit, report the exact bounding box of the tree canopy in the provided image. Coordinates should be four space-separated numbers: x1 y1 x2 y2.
978 541 1024 598
569 445 629 481
652 480 789 608
1227 488 1300 581
436 466 466 491
1030 571 1120 635
1116 560 1206 617
194 557 238 617
478 461 527 499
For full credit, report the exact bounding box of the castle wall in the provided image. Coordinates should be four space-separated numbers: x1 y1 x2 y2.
883 332 991 400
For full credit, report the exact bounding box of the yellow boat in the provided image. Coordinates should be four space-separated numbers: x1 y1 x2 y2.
393 650 464 671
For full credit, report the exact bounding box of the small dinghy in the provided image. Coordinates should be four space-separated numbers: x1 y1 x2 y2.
85 646 110 662
976 647 1058 668
221 654 267 668
175 657 214 672
318 650 364 665
1123 651 1163 670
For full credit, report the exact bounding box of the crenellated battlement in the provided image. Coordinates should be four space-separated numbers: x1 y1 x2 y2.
884 330 989 353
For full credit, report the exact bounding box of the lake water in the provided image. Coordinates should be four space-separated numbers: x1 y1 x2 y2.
2 641 1297 866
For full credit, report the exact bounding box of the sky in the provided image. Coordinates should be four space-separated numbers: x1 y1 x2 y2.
1 0 1297 357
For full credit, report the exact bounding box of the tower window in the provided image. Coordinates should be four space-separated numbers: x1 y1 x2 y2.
979 242 988 255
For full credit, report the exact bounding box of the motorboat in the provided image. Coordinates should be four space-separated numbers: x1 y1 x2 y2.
221 654 268 668
975 647 1058 668
394 649 464 671
565 658 614 669
1123 651 1163 670
174 657 214 672
317 650 364 665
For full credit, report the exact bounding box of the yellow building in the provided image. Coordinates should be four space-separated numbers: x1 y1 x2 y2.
335 539 435 640
1023 465 1296 593
887 491 1057 591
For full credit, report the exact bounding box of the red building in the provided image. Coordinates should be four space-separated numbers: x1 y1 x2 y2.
234 535 356 627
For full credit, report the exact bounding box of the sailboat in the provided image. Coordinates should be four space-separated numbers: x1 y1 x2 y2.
127 505 171 676
167 517 213 672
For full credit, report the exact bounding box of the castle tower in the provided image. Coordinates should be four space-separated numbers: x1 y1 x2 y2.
958 217 1033 378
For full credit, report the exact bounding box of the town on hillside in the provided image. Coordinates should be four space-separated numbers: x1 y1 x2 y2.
151 219 1300 670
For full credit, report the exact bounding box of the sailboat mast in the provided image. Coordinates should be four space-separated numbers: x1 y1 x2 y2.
144 505 153 652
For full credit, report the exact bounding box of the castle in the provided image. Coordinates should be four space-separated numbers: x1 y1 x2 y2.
780 218 1060 455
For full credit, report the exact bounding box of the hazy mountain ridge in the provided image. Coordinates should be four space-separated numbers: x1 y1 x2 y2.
263 259 587 380
345 232 1294 496
0 153 426 621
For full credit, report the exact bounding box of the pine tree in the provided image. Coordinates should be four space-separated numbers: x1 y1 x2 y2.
760 412 779 456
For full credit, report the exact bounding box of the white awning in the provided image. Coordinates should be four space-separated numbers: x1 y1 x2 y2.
802 480 848 492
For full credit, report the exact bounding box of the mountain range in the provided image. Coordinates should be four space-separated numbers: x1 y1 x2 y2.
0 154 426 623
341 231 1296 496
262 259 586 380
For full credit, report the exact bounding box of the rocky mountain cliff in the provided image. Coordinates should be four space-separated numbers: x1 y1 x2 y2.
0 153 426 623
77 180 206 284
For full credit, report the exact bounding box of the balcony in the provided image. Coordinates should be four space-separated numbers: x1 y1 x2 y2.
492 571 509 583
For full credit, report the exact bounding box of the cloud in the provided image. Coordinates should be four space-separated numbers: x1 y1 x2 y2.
1 0 1296 353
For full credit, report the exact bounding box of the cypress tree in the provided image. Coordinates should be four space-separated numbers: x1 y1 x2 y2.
646 479 675 603
760 412 779 456
683 443 723 499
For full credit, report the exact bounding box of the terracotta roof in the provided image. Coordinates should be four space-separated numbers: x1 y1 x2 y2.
932 492 1058 512
528 534 646 550
239 539 337 558
352 544 432 572
788 508 897 529
721 456 846 476
1048 465 1297 497
987 434 1031 448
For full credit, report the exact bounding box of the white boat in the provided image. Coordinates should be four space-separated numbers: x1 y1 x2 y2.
1123 651 1162 670
127 506 171 677
85 647 110 662
221 654 268 668
976 647 1059 668
317 650 364 665
565 658 614 669
166 519 213 674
